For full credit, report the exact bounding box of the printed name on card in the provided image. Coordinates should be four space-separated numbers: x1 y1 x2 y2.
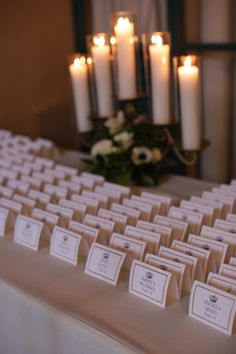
158 246 203 282
202 191 233 216
97 208 128 233
32 208 60 232
153 215 188 242
131 195 161 217
214 219 236 234
111 203 141 226
81 190 109 209
69 220 100 247
168 206 203 234
219 263 236 280
85 243 126 285
83 215 115 243
207 272 236 296
136 220 172 247
190 196 222 219
14 215 49 251
145 253 191 299
129 260 178 308
122 198 152 221
50 226 88 265
124 225 161 254
140 191 172 215
212 187 236 203
229 257 236 267
226 213 236 224
189 280 236 335
180 200 214 226
201 226 236 254
46 203 74 227
71 194 99 215
59 199 87 222
0 207 14 237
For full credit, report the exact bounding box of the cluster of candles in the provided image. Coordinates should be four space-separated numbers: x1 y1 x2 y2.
69 12 201 151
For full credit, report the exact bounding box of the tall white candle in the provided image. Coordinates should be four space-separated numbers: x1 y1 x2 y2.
91 36 113 117
69 57 91 132
114 17 136 99
178 56 201 150
149 34 171 124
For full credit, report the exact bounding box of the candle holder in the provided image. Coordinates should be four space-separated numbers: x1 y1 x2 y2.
68 54 93 133
142 32 173 126
86 33 114 118
111 12 140 100
176 55 202 151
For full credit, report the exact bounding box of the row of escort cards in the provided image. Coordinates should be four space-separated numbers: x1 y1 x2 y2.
0 130 235 336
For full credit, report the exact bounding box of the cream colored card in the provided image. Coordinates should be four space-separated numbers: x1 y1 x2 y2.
94 186 121 204
0 158 11 168
210 190 235 214
220 184 236 193
12 194 36 214
7 179 30 195
46 203 74 227
50 226 88 265
32 208 60 232
11 164 31 176
124 225 161 254
14 215 48 251
122 198 152 221
180 200 214 226
0 197 26 216
83 215 115 243
136 220 172 247
145 253 191 298
71 194 99 215
0 186 14 198
81 190 108 209
140 191 172 215
80 172 104 185
58 180 81 194
131 195 161 218
85 243 126 285
69 220 100 247
207 272 236 296
229 257 236 267
201 226 236 254
214 219 236 234
219 263 236 280
110 203 140 226
153 215 188 242
0 207 14 237
190 195 223 220
70 175 95 190
168 206 203 235
202 191 231 218
188 234 228 270
158 246 203 282
20 175 42 190
43 168 66 181
0 168 18 180
171 240 211 280
59 199 87 222
43 184 68 200
212 187 236 202
55 164 78 177
129 259 178 307
189 280 236 335
28 189 51 207
35 157 54 168
226 213 236 224
103 181 130 198
23 161 42 172
32 171 55 184
97 208 128 233
110 233 146 269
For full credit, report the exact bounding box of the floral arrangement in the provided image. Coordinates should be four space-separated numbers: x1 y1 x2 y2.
83 105 179 186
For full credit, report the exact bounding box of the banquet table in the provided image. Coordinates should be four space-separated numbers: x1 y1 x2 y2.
0 160 235 354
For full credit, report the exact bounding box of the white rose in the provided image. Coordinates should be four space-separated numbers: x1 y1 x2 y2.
105 111 125 134
91 140 116 157
131 146 152 165
114 131 134 150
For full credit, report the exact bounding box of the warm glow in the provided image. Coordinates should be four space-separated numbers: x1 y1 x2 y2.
73 56 86 67
110 36 116 45
87 57 93 65
93 36 106 47
184 56 192 69
151 34 163 46
117 17 130 30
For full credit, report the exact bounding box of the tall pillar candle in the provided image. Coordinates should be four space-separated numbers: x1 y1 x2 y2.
114 16 136 99
178 56 201 150
91 35 113 117
69 57 91 132
149 34 171 124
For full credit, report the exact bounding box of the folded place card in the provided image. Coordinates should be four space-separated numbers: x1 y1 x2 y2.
0 168 18 180
70 175 95 191
180 200 214 226
94 186 121 205
207 272 236 296
0 207 14 237
32 171 55 184
23 161 43 172
46 203 74 227
0 197 26 216
171 240 212 280
122 198 152 221
28 189 51 207
220 184 236 193
202 191 231 218
44 168 66 181
21 175 42 190
50 226 88 265
103 181 130 198
35 157 54 169
32 208 60 232
80 172 104 185
201 226 236 255
12 194 36 214
81 190 109 209
110 203 141 226
136 220 172 247
212 187 236 206
190 196 222 220
11 164 31 176
0 185 14 198
85 243 126 285
129 259 177 308
226 213 236 224
211 191 235 214
124 225 161 254
219 263 236 280
14 215 49 251
69 220 100 247
97 208 128 233
0 158 11 168
71 194 99 215
83 215 115 243
55 164 78 177
140 191 172 215
188 234 228 270
145 253 191 298
168 206 203 235
153 215 188 242
229 257 236 267
158 246 203 282
189 280 236 335
58 180 81 194
7 179 30 195
131 195 161 217
214 219 236 234
43 184 68 200
110 233 146 269
59 199 87 222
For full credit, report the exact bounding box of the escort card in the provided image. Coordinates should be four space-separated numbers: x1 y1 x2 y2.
14 215 48 251
212 187 236 204
226 213 236 224
158 246 203 282
58 180 81 194
94 186 121 205
111 203 141 226
85 243 126 285
21 175 42 190
70 175 95 190
129 260 177 307
71 194 99 215
44 168 66 181
207 272 236 296
140 191 172 215
190 195 222 219
171 240 211 280
103 181 130 198
153 215 188 242
23 161 42 172
59 199 87 222
83 215 115 243
43 184 68 200
46 203 74 227
202 191 233 216
131 195 161 217
69 220 100 247
136 220 172 247
11 164 31 176
124 225 161 254
219 263 236 280
50 226 88 265
180 200 214 226
168 206 203 235
97 208 128 233
110 233 146 269
32 208 60 232
81 172 104 185
229 257 236 267
0 197 25 216
32 171 55 184
145 253 191 298
122 198 152 221
214 219 236 234
189 280 236 335
0 168 18 180
55 164 78 177
12 194 36 213
201 226 236 254
188 234 228 270
7 179 30 195
28 189 51 208
0 207 14 237
81 190 109 209
0 158 11 168
0 186 14 198
35 157 54 168
220 184 236 193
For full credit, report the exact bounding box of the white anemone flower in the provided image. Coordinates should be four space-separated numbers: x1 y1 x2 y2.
91 140 117 157
131 146 152 165
152 148 162 163
114 131 134 150
105 111 125 134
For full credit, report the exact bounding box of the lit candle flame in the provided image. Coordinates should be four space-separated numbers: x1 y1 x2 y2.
73 56 86 67
110 36 116 45
87 57 93 65
93 36 105 47
184 56 192 69
117 17 130 29
151 34 163 46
